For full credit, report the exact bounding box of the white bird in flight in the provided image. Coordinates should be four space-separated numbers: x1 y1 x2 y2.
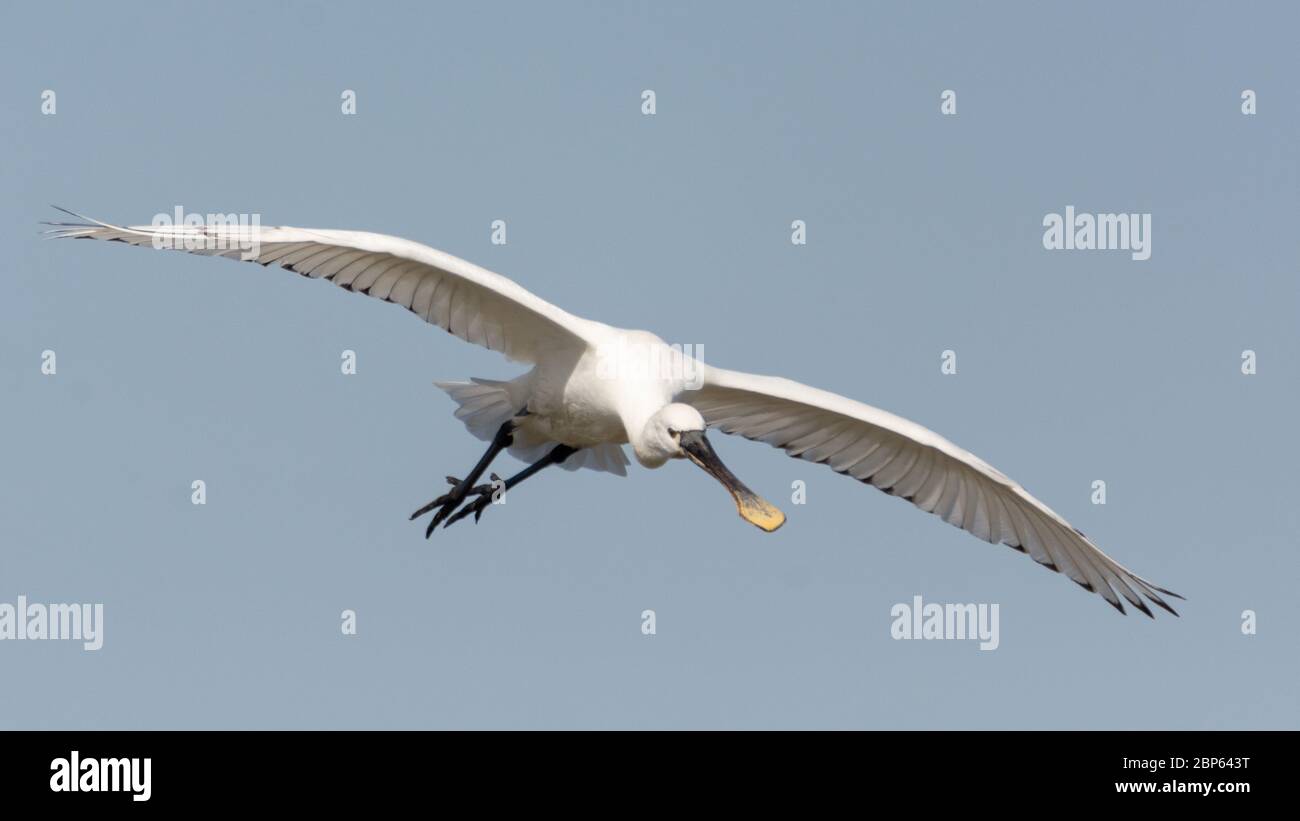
47 208 1181 617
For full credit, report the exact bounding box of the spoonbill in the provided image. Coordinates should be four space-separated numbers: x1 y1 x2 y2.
46 208 1181 617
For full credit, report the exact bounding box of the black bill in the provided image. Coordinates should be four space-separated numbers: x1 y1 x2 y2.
679 430 786 532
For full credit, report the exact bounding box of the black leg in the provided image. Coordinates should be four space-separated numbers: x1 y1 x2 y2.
442 444 579 529
410 420 517 537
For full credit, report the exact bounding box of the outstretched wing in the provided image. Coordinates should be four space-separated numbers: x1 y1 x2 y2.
683 365 1182 617
45 209 598 363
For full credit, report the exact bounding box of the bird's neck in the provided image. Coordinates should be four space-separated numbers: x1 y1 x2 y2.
623 403 671 469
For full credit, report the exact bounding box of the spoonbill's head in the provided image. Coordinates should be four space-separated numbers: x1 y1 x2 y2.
640 403 786 532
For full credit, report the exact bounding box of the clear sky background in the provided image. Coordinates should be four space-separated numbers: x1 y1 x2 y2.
1 1 1296 729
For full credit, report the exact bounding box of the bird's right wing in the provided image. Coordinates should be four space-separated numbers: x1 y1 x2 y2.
682 364 1181 617
46 209 598 364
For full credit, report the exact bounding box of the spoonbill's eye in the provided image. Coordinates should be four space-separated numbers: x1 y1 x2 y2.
667 428 678 437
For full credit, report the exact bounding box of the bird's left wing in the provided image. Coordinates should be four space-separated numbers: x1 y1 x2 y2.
45 209 598 363
681 364 1181 617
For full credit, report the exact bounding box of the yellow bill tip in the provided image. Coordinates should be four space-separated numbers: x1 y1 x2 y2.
736 494 786 532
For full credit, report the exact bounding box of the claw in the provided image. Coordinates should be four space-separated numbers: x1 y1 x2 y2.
425 504 454 537
443 493 494 529
409 498 441 520
410 487 460 520
412 475 497 533
410 475 467 519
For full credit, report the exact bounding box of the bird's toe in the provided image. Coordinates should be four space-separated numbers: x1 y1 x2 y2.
444 494 494 529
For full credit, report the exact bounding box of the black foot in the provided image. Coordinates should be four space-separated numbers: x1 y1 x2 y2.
410 476 494 538
442 473 506 529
